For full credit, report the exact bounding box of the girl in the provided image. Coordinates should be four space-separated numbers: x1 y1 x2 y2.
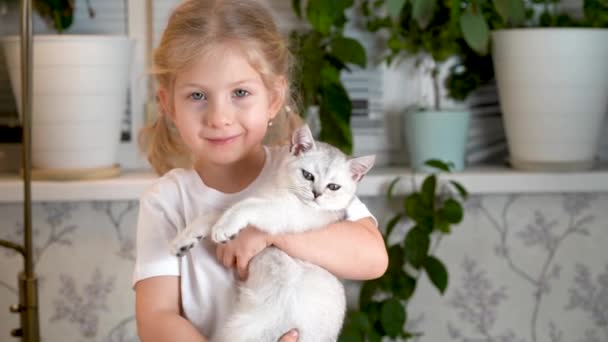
133 1 389 341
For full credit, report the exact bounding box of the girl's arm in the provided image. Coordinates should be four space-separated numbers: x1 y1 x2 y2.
218 217 388 281
135 273 301 342
272 217 388 280
135 276 208 342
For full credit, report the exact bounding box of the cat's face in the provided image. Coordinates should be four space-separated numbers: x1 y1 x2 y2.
284 125 375 211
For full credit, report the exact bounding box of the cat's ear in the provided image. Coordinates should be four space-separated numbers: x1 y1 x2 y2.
290 124 316 156
349 155 376 182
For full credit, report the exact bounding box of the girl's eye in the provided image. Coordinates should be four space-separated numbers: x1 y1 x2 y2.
327 183 341 191
190 92 205 100
301 169 314 181
233 89 250 98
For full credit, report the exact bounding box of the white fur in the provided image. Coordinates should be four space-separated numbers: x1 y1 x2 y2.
170 125 375 342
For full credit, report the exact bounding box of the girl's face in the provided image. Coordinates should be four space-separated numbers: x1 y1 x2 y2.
160 43 285 167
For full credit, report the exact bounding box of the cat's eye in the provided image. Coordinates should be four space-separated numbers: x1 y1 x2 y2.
301 169 314 181
190 92 205 100
327 183 341 191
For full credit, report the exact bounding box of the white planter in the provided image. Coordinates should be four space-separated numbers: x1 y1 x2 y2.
1 35 133 169
492 28 608 171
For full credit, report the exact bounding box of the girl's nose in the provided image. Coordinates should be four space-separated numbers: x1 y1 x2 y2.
204 100 233 128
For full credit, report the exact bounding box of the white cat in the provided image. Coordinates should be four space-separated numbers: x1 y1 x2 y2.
170 125 375 342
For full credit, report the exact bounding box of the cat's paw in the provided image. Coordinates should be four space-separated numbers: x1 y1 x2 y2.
170 232 203 257
211 224 240 244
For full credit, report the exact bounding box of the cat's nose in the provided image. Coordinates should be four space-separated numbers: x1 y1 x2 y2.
312 190 321 199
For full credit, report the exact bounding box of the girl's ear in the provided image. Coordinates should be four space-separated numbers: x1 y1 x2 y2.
157 88 175 122
268 76 287 120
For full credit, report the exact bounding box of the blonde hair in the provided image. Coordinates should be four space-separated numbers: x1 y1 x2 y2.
139 0 302 175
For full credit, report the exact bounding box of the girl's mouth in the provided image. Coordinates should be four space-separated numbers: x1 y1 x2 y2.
205 134 241 145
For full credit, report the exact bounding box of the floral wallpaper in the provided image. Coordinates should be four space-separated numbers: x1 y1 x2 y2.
0 202 138 342
0 194 607 342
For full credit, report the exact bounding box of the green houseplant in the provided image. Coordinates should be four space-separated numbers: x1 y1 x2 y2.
32 0 95 32
360 0 501 171
340 159 468 341
290 0 368 155
460 0 608 171
1 0 133 174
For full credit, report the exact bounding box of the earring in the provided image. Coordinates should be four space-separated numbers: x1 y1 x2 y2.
268 120 273 127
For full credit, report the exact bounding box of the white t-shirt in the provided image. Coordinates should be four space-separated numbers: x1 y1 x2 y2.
132 146 377 339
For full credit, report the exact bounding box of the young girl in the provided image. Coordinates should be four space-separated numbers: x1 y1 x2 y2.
133 1 389 341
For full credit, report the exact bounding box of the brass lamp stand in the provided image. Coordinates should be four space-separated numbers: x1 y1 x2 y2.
0 0 41 340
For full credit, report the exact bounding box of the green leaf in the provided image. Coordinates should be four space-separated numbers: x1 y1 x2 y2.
335 0 355 12
492 0 510 22
583 0 608 28
460 7 490 55
387 0 407 21
401 330 421 339
404 226 430 268
424 159 451 172
412 0 436 29
296 32 324 107
385 213 403 242
349 311 372 333
317 63 341 84
393 271 417 300
369 330 382 342
380 298 406 337
34 0 75 32
330 37 367 68
338 328 363 342
386 177 401 200
387 33 406 55
319 81 353 154
359 280 378 309
450 0 462 30
363 301 383 326
292 0 303 18
450 180 469 199
509 0 526 26
421 175 436 207
493 0 525 26
439 199 464 224
434 214 450 233
387 245 405 274
306 0 334 34
423 256 448 294
320 64 341 85
405 194 432 226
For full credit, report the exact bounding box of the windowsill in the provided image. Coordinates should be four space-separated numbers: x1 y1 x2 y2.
1 164 607 203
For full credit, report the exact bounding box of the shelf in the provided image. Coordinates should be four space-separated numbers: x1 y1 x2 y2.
1 164 608 203
0 171 157 203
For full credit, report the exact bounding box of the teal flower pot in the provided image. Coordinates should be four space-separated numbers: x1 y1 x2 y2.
405 110 471 171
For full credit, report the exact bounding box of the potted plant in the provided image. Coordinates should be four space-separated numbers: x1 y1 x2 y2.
290 0 368 154
1 0 133 174
360 0 500 171
463 0 608 171
493 0 608 171
339 159 468 341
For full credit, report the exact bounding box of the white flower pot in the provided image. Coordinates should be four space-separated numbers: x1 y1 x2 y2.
492 28 608 171
1 35 133 169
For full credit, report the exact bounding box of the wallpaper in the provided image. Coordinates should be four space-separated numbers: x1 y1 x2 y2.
0 193 606 342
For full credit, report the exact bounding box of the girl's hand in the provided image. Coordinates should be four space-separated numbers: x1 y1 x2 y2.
215 226 271 280
279 329 299 342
